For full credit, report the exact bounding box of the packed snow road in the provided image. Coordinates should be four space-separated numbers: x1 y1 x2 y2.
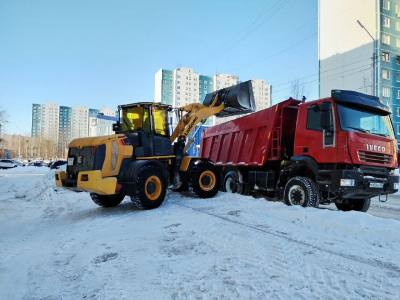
1 167 400 299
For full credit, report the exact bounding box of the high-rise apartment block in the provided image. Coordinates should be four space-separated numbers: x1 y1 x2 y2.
154 67 271 125
319 0 400 136
31 103 116 157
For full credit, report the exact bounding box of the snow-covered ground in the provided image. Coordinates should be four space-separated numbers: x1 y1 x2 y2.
1 167 400 299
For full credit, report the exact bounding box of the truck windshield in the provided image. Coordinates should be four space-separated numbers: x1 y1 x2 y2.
337 104 394 138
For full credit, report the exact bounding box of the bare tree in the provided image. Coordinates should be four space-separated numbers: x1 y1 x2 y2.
0 109 7 145
290 79 308 100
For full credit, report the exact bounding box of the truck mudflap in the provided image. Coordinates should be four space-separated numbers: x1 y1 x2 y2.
319 168 399 199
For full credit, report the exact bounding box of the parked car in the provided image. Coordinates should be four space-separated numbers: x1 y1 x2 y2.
0 159 18 169
50 160 67 169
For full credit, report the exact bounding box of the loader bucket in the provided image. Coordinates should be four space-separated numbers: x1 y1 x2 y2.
203 80 256 117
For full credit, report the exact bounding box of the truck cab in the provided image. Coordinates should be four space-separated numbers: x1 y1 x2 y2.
291 90 398 210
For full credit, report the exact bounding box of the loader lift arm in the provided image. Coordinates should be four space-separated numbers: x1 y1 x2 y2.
170 96 223 143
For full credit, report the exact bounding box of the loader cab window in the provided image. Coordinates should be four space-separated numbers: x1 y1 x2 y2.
152 106 169 136
121 106 151 133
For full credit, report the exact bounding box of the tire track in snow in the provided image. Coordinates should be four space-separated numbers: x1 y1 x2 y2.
174 202 400 275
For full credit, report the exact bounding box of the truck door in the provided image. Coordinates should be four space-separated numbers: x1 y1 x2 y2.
294 102 337 162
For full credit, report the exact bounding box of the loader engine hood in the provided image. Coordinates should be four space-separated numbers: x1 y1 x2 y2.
67 134 133 179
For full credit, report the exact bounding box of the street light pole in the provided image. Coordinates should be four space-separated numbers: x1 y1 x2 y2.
357 19 377 97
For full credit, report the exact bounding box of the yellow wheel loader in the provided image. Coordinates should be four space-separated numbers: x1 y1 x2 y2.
55 81 255 209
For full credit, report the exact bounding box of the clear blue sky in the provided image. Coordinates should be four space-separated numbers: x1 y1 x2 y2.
0 0 318 135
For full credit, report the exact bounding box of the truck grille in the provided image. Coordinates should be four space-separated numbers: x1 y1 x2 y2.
358 151 392 165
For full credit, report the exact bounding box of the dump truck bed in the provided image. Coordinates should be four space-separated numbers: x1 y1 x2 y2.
200 99 301 166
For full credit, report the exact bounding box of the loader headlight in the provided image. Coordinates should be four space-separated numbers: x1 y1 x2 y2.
340 179 355 187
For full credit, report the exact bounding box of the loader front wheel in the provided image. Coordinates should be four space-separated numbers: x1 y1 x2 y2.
191 162 220 198
131 166 166 209
90 193 125 208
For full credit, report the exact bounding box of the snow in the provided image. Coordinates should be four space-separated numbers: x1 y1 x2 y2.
1 167 400 299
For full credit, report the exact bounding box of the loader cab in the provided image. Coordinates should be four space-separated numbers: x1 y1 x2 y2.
116 103 171 137
114 103 174 157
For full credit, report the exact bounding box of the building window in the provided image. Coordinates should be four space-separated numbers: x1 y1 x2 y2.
382 51 390 62
383 86 391 98
383 16 391 28
382 33 391 45
397 90 400 99
397 38 400 48
397 21 400 31
397 107 400 117
383 0 391 10
382 69 391 80
396 4 400 15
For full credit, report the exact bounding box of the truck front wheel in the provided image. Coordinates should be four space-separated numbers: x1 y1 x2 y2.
283 176 319 208
90 193 125 208
335 198 371 212
131 166 167 209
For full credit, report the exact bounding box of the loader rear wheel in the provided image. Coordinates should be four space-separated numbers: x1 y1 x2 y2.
90 193 125 208
131 166 166 209
191 162 220 198
284 176 319 208
335 198 371 212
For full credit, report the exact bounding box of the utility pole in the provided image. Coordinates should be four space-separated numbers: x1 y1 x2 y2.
357 20 377 97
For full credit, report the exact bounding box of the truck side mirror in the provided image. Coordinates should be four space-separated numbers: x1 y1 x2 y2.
112 121 121 133
319 102 332 130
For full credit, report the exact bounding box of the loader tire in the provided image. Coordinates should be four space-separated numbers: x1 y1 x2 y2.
335 198 371 212
90 193 125 208
131 165 166 209
191 162 220 198
284 176 319 208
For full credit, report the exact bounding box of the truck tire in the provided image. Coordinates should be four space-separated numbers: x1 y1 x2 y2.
191 162 220 198
283 176 319 208
223 170 242 194
90 193 125 208
335 198 371 212
131 165 167 209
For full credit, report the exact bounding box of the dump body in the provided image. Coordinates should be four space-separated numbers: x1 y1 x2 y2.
201 99 301 166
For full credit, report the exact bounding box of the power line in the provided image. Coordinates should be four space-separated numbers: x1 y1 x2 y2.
272 64 372 96
196 0 288 66
272 56 372 88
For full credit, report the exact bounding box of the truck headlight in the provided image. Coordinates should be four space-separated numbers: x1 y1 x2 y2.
394 182 399 190
340 179 355 187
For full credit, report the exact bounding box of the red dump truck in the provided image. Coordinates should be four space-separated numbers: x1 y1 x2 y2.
201 89 399 212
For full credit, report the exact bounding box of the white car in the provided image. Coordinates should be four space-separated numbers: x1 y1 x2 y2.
0 159 18 169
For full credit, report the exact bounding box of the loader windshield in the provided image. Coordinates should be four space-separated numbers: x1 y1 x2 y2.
121 106 151 132
337 104 395 138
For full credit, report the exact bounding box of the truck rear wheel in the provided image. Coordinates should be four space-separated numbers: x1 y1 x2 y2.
131 165 166 209
191 162 220 198
335 198 371 212
223 170 242 194
90 193 125 208
283 176 319 208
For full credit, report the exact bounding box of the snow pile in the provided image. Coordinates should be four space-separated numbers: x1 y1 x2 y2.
0 169 399 299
